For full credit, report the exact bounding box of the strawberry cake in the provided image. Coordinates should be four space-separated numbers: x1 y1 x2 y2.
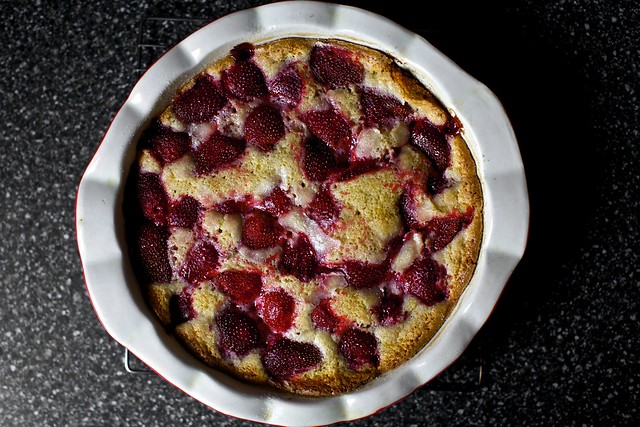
124 37 483 396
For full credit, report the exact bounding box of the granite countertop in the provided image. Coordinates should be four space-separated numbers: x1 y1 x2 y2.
1 0 637 426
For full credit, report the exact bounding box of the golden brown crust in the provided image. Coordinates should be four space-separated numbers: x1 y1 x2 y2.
130 36 484 396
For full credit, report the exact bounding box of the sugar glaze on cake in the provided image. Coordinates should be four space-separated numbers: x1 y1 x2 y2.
125 37 483 396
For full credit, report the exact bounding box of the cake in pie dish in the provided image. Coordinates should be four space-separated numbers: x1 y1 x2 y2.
124 37 483 396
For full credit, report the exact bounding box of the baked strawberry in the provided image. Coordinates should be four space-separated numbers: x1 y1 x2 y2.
179 240 219 285
301 135 337 182
211 270 263 304
278 233 318 282
213 197 252 214
222 60 268 101
427 171 450 195
230 42 255 61
262 187 293 217
401 254 448 306
372 290 406 326
257 288 296 333
410 118 450 172
137 222 172 283
137 172 168 226
244 104 285 151
423 208 474 252
303 108 353 163
262 336 322 380
311 298 347 334
241 209 282 249
305 185 341 230
150 126 190 164
173 74 227 124
169 286 196 325
169 196 201 228
336 158 382 182
192 131 246 175
338 327 379 370
216 309 261 359
340 260 388 289
398 191 421 230
269 62 303 107
360 87 411 128
310 44 364 88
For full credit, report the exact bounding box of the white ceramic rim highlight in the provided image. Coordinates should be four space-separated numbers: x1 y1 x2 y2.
75 1 529 426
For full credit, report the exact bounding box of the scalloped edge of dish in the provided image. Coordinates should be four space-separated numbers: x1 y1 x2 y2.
76 2 529 426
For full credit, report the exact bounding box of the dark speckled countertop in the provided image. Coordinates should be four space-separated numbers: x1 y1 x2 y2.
1 1 638 426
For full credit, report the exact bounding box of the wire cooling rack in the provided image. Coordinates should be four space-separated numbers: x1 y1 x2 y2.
123 14 489 393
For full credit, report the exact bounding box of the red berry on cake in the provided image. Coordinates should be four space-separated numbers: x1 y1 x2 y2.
269 62 303 107
136 172 168 226
179 240 219 285
278 233 318 282
338 327 380 370
136 222 172 283
423 208 474 252
244 104 285 151
262 336 322 380
303 108 353 163
339 260 388 289
241 209 283 249
305 184 341 231
222 60 268 101
149 125 190 164
192 131 246 175
310 43 364 88
360 87 412 128
216 309 262 359
401 254 449 306
168 196 202 228
311 298 347 334
257 288 296 333
410 118 450 172
301 135 338 182
211 270 263 305
262 187 293 217
173 74 228 124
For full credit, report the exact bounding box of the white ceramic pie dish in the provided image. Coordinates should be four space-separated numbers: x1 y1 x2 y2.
76 1 529 425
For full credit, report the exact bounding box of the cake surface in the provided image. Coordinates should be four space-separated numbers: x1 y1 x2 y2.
124 37 483 396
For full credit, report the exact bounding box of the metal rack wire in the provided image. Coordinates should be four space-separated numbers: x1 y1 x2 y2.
123 15 489 392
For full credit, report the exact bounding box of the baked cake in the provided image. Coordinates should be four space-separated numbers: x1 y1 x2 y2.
124 37 483 396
